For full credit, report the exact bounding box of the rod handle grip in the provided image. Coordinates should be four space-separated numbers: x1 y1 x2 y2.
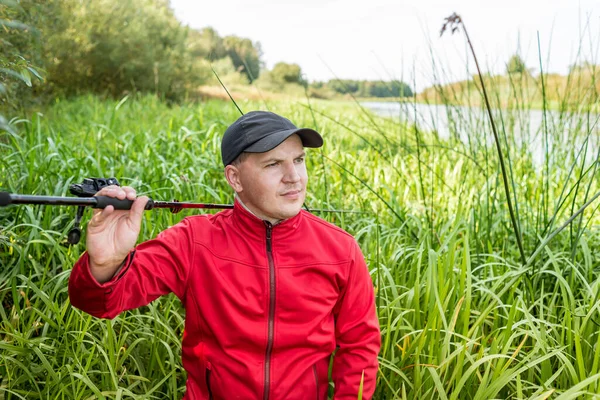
94 196 154 210
0 192 11 207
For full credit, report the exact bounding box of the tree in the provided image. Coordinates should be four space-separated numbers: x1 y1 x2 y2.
223 35 262 82
0 0 45 114
270 62 304 85
328 80 359 95
506 54 527 74
36 0 204 100
188 27 226 60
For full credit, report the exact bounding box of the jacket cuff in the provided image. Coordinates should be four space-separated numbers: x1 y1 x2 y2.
68 251 134 317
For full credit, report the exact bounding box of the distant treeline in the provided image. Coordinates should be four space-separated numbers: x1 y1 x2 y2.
256 63 413 99
259 62 413 99
1 0 412 110
310 79 413 98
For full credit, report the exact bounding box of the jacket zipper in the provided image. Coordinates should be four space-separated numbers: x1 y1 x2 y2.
206 361 213 400
313 364 319 400
263 221 275 400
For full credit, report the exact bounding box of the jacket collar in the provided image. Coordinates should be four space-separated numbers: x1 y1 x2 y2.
232 197 303 241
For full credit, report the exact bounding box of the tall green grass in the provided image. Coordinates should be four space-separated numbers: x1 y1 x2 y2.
0 83 600 400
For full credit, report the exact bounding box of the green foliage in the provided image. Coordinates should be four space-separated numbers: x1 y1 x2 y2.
2 90 600 397
327 79 360 94
188 27 227 60
361 80 413 97
223 35 262 82
314 79 413 98
0 0 44 112
255 61 307 96
39 0 202 101
0 0 265 105
209 57 251 85
3 4 600 399
270 62 305 85
506 54 527 74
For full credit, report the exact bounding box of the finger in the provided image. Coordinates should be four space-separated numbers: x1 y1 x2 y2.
121 186 137 200
95 185 127 200
129 196 149 223
94 185 120 197
90 205 114 225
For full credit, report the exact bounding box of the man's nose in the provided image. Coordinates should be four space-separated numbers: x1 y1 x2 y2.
282 162 301 183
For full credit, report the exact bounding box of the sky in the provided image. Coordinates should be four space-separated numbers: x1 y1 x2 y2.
170 0 599 91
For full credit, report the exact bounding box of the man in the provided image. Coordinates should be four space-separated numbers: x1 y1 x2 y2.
68 111 381 399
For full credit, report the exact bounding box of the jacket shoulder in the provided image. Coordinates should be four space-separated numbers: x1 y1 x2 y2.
182 209 232 229
301 211 357 248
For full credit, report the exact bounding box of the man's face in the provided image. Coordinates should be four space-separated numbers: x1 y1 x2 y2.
225 134 308 223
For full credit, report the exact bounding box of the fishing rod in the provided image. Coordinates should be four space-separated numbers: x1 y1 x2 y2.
0 177 363 245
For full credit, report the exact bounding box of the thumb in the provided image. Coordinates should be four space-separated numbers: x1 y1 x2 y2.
129 196 149 226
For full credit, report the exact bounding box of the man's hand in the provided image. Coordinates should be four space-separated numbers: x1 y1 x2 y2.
86 185 149 283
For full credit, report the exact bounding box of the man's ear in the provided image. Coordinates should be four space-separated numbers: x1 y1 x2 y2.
224 164 243 193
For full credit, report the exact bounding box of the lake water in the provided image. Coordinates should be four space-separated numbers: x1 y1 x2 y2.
361 101 600 165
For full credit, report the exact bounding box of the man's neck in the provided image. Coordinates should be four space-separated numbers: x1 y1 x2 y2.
235 194 282 225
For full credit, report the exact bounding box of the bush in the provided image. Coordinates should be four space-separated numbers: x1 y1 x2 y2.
40 0 203 101
208 57 250 86
270 62 305 85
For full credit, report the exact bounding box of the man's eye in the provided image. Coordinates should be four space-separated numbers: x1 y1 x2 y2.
295 158 305 163
266 162 278 168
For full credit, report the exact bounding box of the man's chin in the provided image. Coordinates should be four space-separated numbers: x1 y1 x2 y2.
278 203 303 220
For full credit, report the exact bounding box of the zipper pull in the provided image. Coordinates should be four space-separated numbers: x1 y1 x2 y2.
264 221 272 252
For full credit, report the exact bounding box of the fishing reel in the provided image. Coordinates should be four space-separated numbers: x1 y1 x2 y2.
67 178 120 245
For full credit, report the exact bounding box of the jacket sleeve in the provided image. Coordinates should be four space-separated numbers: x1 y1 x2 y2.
68 217 195 319
332 240 381 399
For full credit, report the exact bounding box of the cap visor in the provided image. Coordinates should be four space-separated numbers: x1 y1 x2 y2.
244 128 323 154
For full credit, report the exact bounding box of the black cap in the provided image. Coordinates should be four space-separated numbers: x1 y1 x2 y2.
221 111 323 166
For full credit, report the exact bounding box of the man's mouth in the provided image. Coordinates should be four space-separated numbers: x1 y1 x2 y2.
281 189 302 198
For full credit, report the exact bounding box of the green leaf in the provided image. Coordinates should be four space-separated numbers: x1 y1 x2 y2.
19 68 31 86
0 67 25 82
0 19 30 31
26 66 44 82
357 370 364 400
0 0 22 8
0 114 15 134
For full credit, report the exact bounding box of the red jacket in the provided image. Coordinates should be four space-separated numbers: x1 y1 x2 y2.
69 200 381 399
